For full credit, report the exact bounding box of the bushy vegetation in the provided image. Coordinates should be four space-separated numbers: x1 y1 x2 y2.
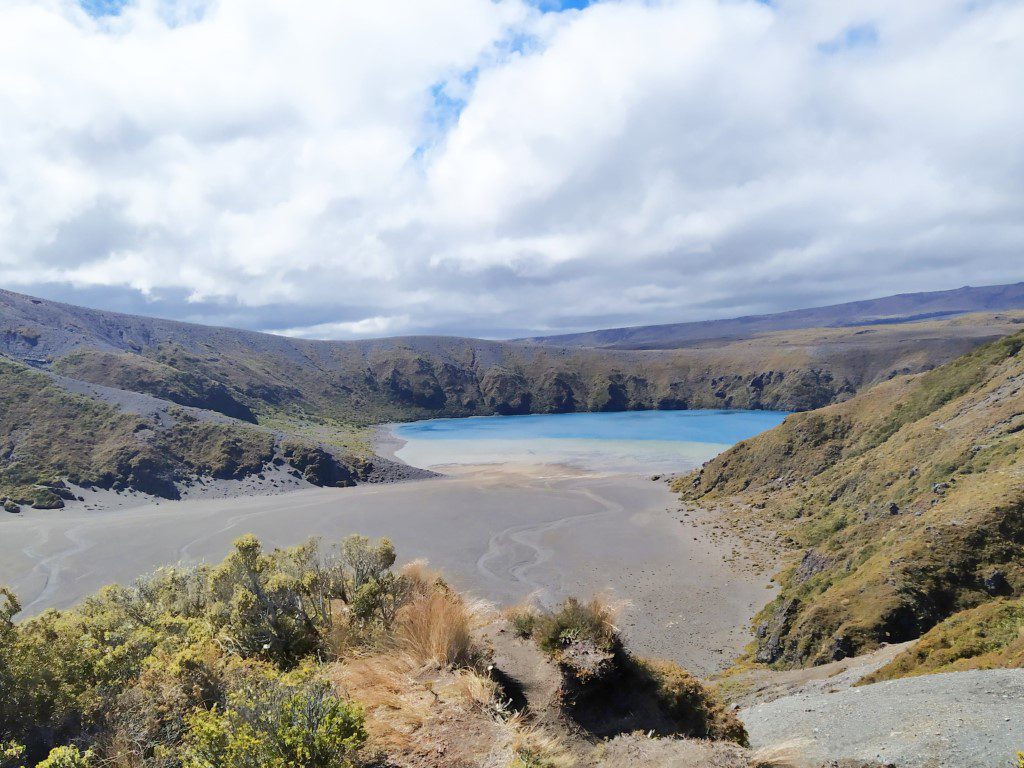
520 598 618 658
0 534 437 767
679 330 1024 669
181 677 365 768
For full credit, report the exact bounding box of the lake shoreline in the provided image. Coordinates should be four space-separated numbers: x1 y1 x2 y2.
386 408 788 475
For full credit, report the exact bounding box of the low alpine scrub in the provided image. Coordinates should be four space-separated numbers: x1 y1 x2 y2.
0 533 466 767
532 597 618 658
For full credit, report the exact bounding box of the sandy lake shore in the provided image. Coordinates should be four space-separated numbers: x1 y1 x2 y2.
0 458 775 675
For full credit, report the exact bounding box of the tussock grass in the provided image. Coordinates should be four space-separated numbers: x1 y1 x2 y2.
508 716 577 768
326 654 430 754
396 586 477 668
748 738 816 767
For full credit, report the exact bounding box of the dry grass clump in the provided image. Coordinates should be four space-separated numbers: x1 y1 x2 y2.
508 716 577 768
326 654 429 755
396 588 476 668
747 738 816 767
326 654 504 763
400 559 445 593
631 657 748 745
394 559 491 669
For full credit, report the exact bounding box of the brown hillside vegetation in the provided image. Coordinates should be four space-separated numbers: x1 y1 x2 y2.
678 331 1024 671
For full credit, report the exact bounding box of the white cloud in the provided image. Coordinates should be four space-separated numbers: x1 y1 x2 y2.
272 314 414 339
0 0 1022 338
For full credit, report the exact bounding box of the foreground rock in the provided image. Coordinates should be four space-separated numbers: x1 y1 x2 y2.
741 668 1024 768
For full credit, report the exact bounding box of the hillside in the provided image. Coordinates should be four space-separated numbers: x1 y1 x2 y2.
0 355 416 510
3 288 1023 503
527 281 1024 349
678 331 1024 673
4 289 1022 422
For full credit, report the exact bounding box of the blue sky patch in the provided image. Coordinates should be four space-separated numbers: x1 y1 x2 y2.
818 23 879 54
533 0 594 13
80 0 128 17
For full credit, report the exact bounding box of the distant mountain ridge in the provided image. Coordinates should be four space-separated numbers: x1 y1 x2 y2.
524 282 1024 349
2 284 1024 506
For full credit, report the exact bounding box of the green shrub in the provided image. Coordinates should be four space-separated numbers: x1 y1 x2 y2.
0 742 25 768
0 533 402 764
509 609 537 639
35 746 96 768
182 680 365 768
533 598 617 657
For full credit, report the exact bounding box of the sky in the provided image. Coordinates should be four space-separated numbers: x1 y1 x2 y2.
0 0 1022 339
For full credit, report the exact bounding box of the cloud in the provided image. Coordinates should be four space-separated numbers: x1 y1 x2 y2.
272 314 414 339
0 0 1021 338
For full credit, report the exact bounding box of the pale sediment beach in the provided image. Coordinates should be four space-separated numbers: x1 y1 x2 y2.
0 425 777 676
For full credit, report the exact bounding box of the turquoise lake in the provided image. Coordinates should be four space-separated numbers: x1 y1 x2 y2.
391 409 789 474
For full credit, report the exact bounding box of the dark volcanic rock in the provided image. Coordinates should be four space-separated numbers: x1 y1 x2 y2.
281 443 359 488
983 569 1010 595
480 368 532 415
754 598 800 664
794 548 835 584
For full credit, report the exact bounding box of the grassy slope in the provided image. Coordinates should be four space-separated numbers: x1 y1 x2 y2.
0 356 370 507
678 331 1024 671
53 350 256 422
860 597 1024 682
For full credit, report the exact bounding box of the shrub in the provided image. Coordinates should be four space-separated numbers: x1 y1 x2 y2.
182 679 365 768
207 535 328 666
35 746 96 768
0 533 402 764
0 742 25 768
341 535 397 592
533 598 617 657
508 609 537 639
